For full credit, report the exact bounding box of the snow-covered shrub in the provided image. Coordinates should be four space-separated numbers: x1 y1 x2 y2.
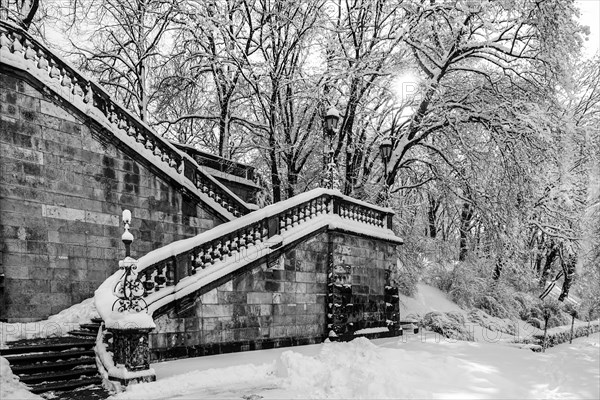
528 317 544 329
476 295 510 318
421 311 474 341
518 320 600 348
468 309 517 335
526 300 569 329
474 283 520 319
513 292 536 320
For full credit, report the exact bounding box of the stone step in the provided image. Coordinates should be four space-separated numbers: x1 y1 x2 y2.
0 340 94 356
68 330 98 338
4 349 95 364
20 367 99 384
29 376 103 394
79 323 101 332
11 357 95 374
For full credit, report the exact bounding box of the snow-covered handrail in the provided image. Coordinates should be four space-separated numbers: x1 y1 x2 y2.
0 21 254 219
95 189 400 323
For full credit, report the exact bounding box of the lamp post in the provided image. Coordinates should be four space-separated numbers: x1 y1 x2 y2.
324 106 340 189
379 138 392 207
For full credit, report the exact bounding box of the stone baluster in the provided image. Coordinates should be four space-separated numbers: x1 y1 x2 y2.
49 58 61 80
253 223 262 244
212 242 222 261
194 248 205 271
60 69 71 88
83 83 93 103
144 138 154 150
23 39 35 60
165 260 175 286
0 30 10 50
72 78 84 97
11 32 22 54
202 243 214 266
118 115 129 130
187 253 196 276
36 49 48 70
154 264 167 290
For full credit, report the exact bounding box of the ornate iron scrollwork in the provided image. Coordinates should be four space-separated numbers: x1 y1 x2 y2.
112 257 147 312
112 210 147 312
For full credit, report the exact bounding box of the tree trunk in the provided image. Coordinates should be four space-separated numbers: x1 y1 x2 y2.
269 138 281 202
540 246 558 288
218 105 230 158
542 315 549 352
286 168 298 199
492 257 503 281
569 313 575 344
427 195 439 238
558 254 576 301
458 201 473 261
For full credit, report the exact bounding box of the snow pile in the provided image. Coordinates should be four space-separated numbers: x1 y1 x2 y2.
0 297 99 346
0 357 42 400
276 337 430 399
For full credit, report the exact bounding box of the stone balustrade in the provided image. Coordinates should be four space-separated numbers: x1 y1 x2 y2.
136 191 394 308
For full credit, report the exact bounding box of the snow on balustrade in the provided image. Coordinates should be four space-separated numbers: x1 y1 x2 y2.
95 188 400 327
0 20 256 221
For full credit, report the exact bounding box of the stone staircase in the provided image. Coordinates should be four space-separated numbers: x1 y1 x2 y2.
0 318 108 399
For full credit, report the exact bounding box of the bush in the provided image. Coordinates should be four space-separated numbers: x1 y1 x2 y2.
514 292 536 320
526 300 569 329
518 320 600 348
468 309 517 335
476 295 510 319
421 311 474 341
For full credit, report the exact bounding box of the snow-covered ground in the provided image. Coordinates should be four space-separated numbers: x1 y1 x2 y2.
110 332 599 400
109 284 598 399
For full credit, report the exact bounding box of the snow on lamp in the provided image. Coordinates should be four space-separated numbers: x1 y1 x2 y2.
325 106 340 136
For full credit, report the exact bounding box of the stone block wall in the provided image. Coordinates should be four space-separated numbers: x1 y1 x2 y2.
150 233 329 361
329 233 398 338
149 231 400 361
0 71 223 321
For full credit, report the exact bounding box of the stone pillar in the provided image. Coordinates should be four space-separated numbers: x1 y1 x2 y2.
108 327 156 385
105 209 156 387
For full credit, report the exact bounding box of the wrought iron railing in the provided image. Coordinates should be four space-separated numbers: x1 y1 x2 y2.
0 20 253 219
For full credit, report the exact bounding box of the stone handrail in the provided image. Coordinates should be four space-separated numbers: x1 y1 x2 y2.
118 189 397 315
0 21 253 219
